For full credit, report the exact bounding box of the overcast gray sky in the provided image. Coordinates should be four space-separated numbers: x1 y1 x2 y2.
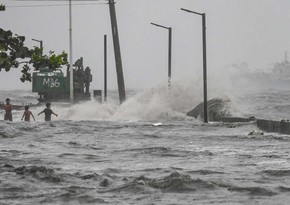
1 0 290 91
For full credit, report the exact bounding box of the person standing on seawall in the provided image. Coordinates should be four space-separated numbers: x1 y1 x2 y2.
38 102 58 121
3 98 13 121
21 105 36 122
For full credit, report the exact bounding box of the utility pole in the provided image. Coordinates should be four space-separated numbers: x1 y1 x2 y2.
104 35 107 102
108 0 126 104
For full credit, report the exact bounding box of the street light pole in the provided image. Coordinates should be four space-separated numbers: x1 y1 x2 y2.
104 34 107 102
151 22 172 88
32 38 43 55
181 8 208 123
69 0 74 104
201 14 208 123
168 27 172 88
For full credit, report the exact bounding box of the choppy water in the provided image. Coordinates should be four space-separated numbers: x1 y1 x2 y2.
1 84 290 204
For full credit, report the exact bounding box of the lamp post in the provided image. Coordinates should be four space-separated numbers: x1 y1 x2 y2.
69 0 74 104
29 0 73 104
104 34 107 102
32 38 43 55
181 8 208 123
151 22 172 88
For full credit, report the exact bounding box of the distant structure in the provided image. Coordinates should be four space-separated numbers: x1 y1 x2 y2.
272 52 290 80
32 57 92 102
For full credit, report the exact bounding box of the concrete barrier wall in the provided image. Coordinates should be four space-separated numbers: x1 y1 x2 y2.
213 117 290 135
256 119 290 135
213 117 255 123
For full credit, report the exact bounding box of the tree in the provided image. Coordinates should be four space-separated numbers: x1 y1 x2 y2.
21 47 68 82
0 28 68 82
0 4 5 11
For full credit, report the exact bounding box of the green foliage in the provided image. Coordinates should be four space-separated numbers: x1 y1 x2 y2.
0 4 5 11
0 28 31 71
31 49 68 70
0 28 68 82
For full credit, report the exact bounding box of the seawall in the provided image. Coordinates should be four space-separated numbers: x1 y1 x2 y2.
213 116 290 135
256 119 290 135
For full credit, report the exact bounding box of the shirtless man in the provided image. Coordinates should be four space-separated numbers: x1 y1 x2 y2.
3 98 13 121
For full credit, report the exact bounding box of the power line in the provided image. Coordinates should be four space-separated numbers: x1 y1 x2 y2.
14 0 106 2
7 0 107 8
6 3 105 8
15 0 105 1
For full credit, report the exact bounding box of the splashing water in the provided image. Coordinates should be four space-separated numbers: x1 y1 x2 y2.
54 80 205 122
2 72 290 204
4 74 264 122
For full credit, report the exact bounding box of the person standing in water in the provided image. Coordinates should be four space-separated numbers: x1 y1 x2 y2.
21 106 36 122
3 98 13 121
38 102 58 121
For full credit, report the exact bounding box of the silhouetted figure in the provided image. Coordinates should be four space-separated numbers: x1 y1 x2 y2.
84 66 92 95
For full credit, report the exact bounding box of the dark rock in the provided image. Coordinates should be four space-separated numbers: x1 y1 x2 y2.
186 98 231 121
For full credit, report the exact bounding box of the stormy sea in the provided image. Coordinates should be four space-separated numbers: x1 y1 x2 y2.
1 81 290 205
